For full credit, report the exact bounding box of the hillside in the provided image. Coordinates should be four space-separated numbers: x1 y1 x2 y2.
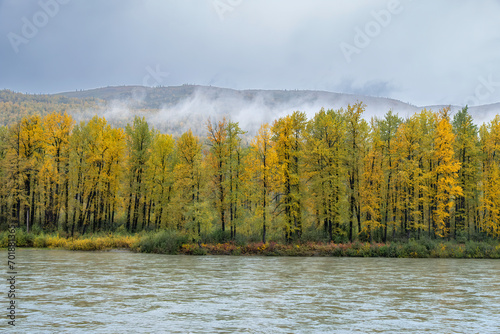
0 89 103 126
1 85 499 135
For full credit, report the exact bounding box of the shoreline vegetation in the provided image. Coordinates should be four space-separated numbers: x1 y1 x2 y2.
2 103 500 252
2 230 499 258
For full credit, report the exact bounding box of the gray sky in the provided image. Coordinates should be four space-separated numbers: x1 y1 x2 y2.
1 0 500 106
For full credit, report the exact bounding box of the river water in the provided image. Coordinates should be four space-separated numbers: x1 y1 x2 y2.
2 249 499 333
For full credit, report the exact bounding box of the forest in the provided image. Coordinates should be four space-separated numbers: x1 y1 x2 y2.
1 102 500 247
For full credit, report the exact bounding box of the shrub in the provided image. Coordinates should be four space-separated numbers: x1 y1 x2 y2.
418 237 438 251
301 228 329 243
377 244 389 257
328 243 343 257
33 234 48 248
15 229 34 247
0 231 8 248
46 235 68 248
67 238 96 251
464 241 484 258
450 244 465 258
134 230 189 254
202 229 231 244
180 243 207 255
113 235 139 248
345 244 359 257
404 240 430 258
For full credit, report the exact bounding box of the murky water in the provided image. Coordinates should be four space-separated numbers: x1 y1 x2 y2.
2 249 500 333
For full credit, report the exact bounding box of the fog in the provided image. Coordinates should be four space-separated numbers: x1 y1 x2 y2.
2 1 500 108
64 85 500 137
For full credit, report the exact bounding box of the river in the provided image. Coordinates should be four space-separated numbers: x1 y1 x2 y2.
2 249 500 333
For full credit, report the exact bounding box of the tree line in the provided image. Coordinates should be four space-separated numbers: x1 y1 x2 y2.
1 103 499 243
0 89 101 126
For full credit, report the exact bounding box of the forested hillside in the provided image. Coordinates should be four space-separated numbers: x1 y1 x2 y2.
3 86 500 137
0 90 102 125
3 86 420 137
1 103 499 243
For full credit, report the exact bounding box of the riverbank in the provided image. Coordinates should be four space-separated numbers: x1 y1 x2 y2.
2 230 500 258
177 240 500 258
0 232 138 251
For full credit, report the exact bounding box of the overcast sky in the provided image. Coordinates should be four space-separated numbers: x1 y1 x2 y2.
1 0 500 106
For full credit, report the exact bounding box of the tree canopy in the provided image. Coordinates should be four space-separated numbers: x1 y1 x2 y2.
1 105 498 243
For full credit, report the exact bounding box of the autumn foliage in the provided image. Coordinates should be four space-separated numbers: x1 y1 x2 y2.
1 104 500 243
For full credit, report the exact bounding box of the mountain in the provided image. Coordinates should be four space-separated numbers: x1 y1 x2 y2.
57 84 419 116
57 85 500 133
1 85 499 135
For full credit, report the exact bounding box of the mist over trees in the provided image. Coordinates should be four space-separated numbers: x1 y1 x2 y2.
1 103 499 243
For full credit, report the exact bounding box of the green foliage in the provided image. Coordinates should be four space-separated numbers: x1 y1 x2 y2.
403 240 430 258
301 227 330 243
2 229 499 258
1 105 500 248
0 231 8 248
202 229 231 244
0 89 102 126
15 229 34 247
133 229 189 254
33 234 48 248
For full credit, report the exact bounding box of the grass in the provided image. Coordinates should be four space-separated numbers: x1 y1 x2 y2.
1 229 499 258
139 231 500 258
131 229 188 254
0 230 138 251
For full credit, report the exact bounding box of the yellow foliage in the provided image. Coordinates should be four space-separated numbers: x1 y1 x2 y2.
433 108 463 238
35 234 139 251
46 235 68 248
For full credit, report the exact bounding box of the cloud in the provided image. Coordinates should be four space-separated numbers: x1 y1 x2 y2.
65 85 430 137
1 0 500 106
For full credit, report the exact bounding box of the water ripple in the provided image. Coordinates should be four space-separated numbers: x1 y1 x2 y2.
2 250 499 333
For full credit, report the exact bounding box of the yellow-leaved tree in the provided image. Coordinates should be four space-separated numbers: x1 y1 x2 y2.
377 110 402 241
147 132 175 230
433 108 462 238
42 112 74 232
174 129 206 236
479 115 500 237
360 118 384 242
452 106 480 238
272 111 307 242
344 102 369 241
305 108 346 241
248 123 279 243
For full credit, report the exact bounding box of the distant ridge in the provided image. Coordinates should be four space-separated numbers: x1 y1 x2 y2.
1 85 498 135
55 85 500 125
56 84 494 108
56 84 417 114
